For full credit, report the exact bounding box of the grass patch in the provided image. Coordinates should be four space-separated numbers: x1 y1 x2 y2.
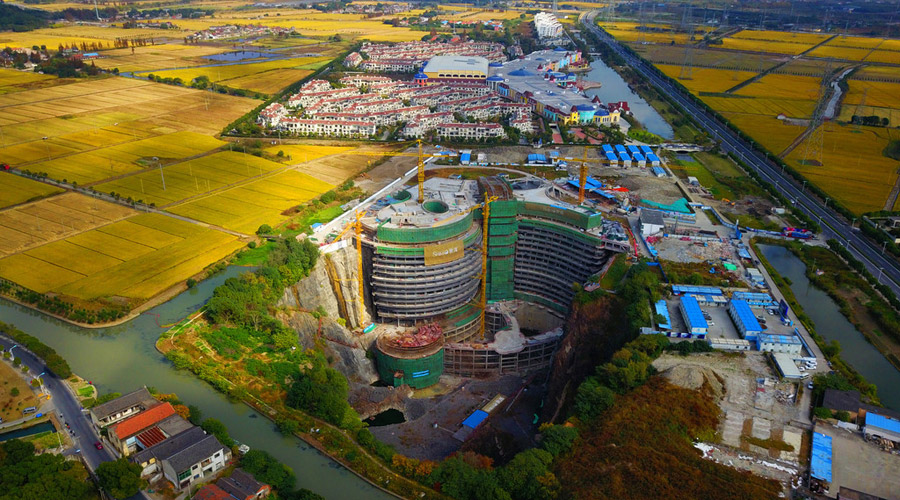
76 386 94 398
23 430 62 450
884 139 900 161
232 242 275 266
297 205 343 230
599 254 629 289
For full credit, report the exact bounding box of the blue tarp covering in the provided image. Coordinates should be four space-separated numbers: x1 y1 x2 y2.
680 296 708 332
811 432 833 483
642 198 692 213
737 247 752 259
655 300 671 330
640 145 653 154
311 223 323 229
866 412 900 435
463 410 489 429
461 153 471 163
673 285 723 296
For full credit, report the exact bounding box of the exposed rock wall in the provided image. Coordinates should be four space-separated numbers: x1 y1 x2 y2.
276 245 376 385
279 311 378 385
278 245 366 328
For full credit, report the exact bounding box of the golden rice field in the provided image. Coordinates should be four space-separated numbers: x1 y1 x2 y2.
92 44 229 73
656 64 758 94
718 37 818 55
0 175 63 210
219 69 313 95
265 144 354 163
0 192 136 258
0 25 171 52
735 74 822 100
699 96 817 118
863 49 900 65
853 65 900 79
0 69 57 94
824 35 885 49
806 45 872 61
145 56 331 85
277 144 405 184
94 151 286 207
13 131 224 184
786 124 900 214
730 30 830 45
719 112 806 155
843 80 900 109
836 105 900 125
0 213 243 300
168 169 334 233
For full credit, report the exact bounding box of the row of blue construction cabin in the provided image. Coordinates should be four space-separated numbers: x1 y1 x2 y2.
601 144 660 167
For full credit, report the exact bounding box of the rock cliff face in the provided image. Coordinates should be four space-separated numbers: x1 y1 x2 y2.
279 311 379 385
278 245 366 329
277 245 376 385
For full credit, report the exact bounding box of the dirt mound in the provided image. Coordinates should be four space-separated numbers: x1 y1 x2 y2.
660 363 726 400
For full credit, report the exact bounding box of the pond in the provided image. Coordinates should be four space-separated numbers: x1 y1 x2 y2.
0 421 55 442
0 266 391 499
205 51 271 62
585 60 675 140
759 244 900 410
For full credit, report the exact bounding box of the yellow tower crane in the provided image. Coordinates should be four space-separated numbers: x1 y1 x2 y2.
479 193 498 340
355 210 365 329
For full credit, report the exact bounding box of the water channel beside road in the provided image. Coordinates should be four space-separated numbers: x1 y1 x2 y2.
759 244 900 410
0 266 390 500
585 61 675 140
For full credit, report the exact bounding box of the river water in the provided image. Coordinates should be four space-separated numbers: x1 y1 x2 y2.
584 61 675 139
0 266 390 500
759 245 900 410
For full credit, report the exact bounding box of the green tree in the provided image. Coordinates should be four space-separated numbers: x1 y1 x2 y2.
187 405 203 425
538 424 578 457
257 224 273 235
497 449 559 500
813 407 833 419
573 377 616 421
10 387 19 397
96 458 145 499
241 450 296 492
201 418 234 447
286 360 350 426
430 456 510 500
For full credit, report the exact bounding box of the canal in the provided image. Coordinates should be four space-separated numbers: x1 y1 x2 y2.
0 266 390 500
585 61 674 140
759 244 900 410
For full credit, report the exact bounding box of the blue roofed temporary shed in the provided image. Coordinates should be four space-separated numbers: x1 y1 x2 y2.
633 153 646 164
615 144 627 154
640 145 653 154
605 152 618 162
732 291 776 307
651 166 666 177
460 152 471 164
864 412 900 441
627 145 640 154
655 300 671 330
810 432 833 483
647 153 661 166
673 285 724 296
619 152 631 162
527 153 548 164
462 410 489 429
728 299 763 340
602 144 614 153
679 296 708 334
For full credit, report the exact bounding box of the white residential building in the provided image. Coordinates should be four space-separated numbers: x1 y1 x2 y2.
436 122 506 140
534 12 563 39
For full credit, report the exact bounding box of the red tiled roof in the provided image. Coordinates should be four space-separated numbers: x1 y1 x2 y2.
192 484 232 500
136 426 167 448
113 402 175 440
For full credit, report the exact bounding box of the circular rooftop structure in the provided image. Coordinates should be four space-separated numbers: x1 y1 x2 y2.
489 61 503 67
509 68 534 77
487 75 504 82
391 189 412 203
423 200 449 214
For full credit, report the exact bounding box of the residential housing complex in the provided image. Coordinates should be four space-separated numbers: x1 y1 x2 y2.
344 40 505 73
193 468 271 500
89 388 232 492
258 74 533 140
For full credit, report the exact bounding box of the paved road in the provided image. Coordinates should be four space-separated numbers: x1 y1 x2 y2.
582 10 900 299
0 337 113 470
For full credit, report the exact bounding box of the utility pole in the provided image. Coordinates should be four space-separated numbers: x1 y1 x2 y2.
154 157 166 191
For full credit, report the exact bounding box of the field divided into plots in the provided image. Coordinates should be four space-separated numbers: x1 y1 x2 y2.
0 213 242 300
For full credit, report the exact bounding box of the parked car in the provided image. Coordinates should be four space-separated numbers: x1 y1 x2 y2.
94 441 103 450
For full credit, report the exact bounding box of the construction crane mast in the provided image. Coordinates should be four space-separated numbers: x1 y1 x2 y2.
355 211 365 328
416 139 426 204
479 193 498 340
578 145 589 205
